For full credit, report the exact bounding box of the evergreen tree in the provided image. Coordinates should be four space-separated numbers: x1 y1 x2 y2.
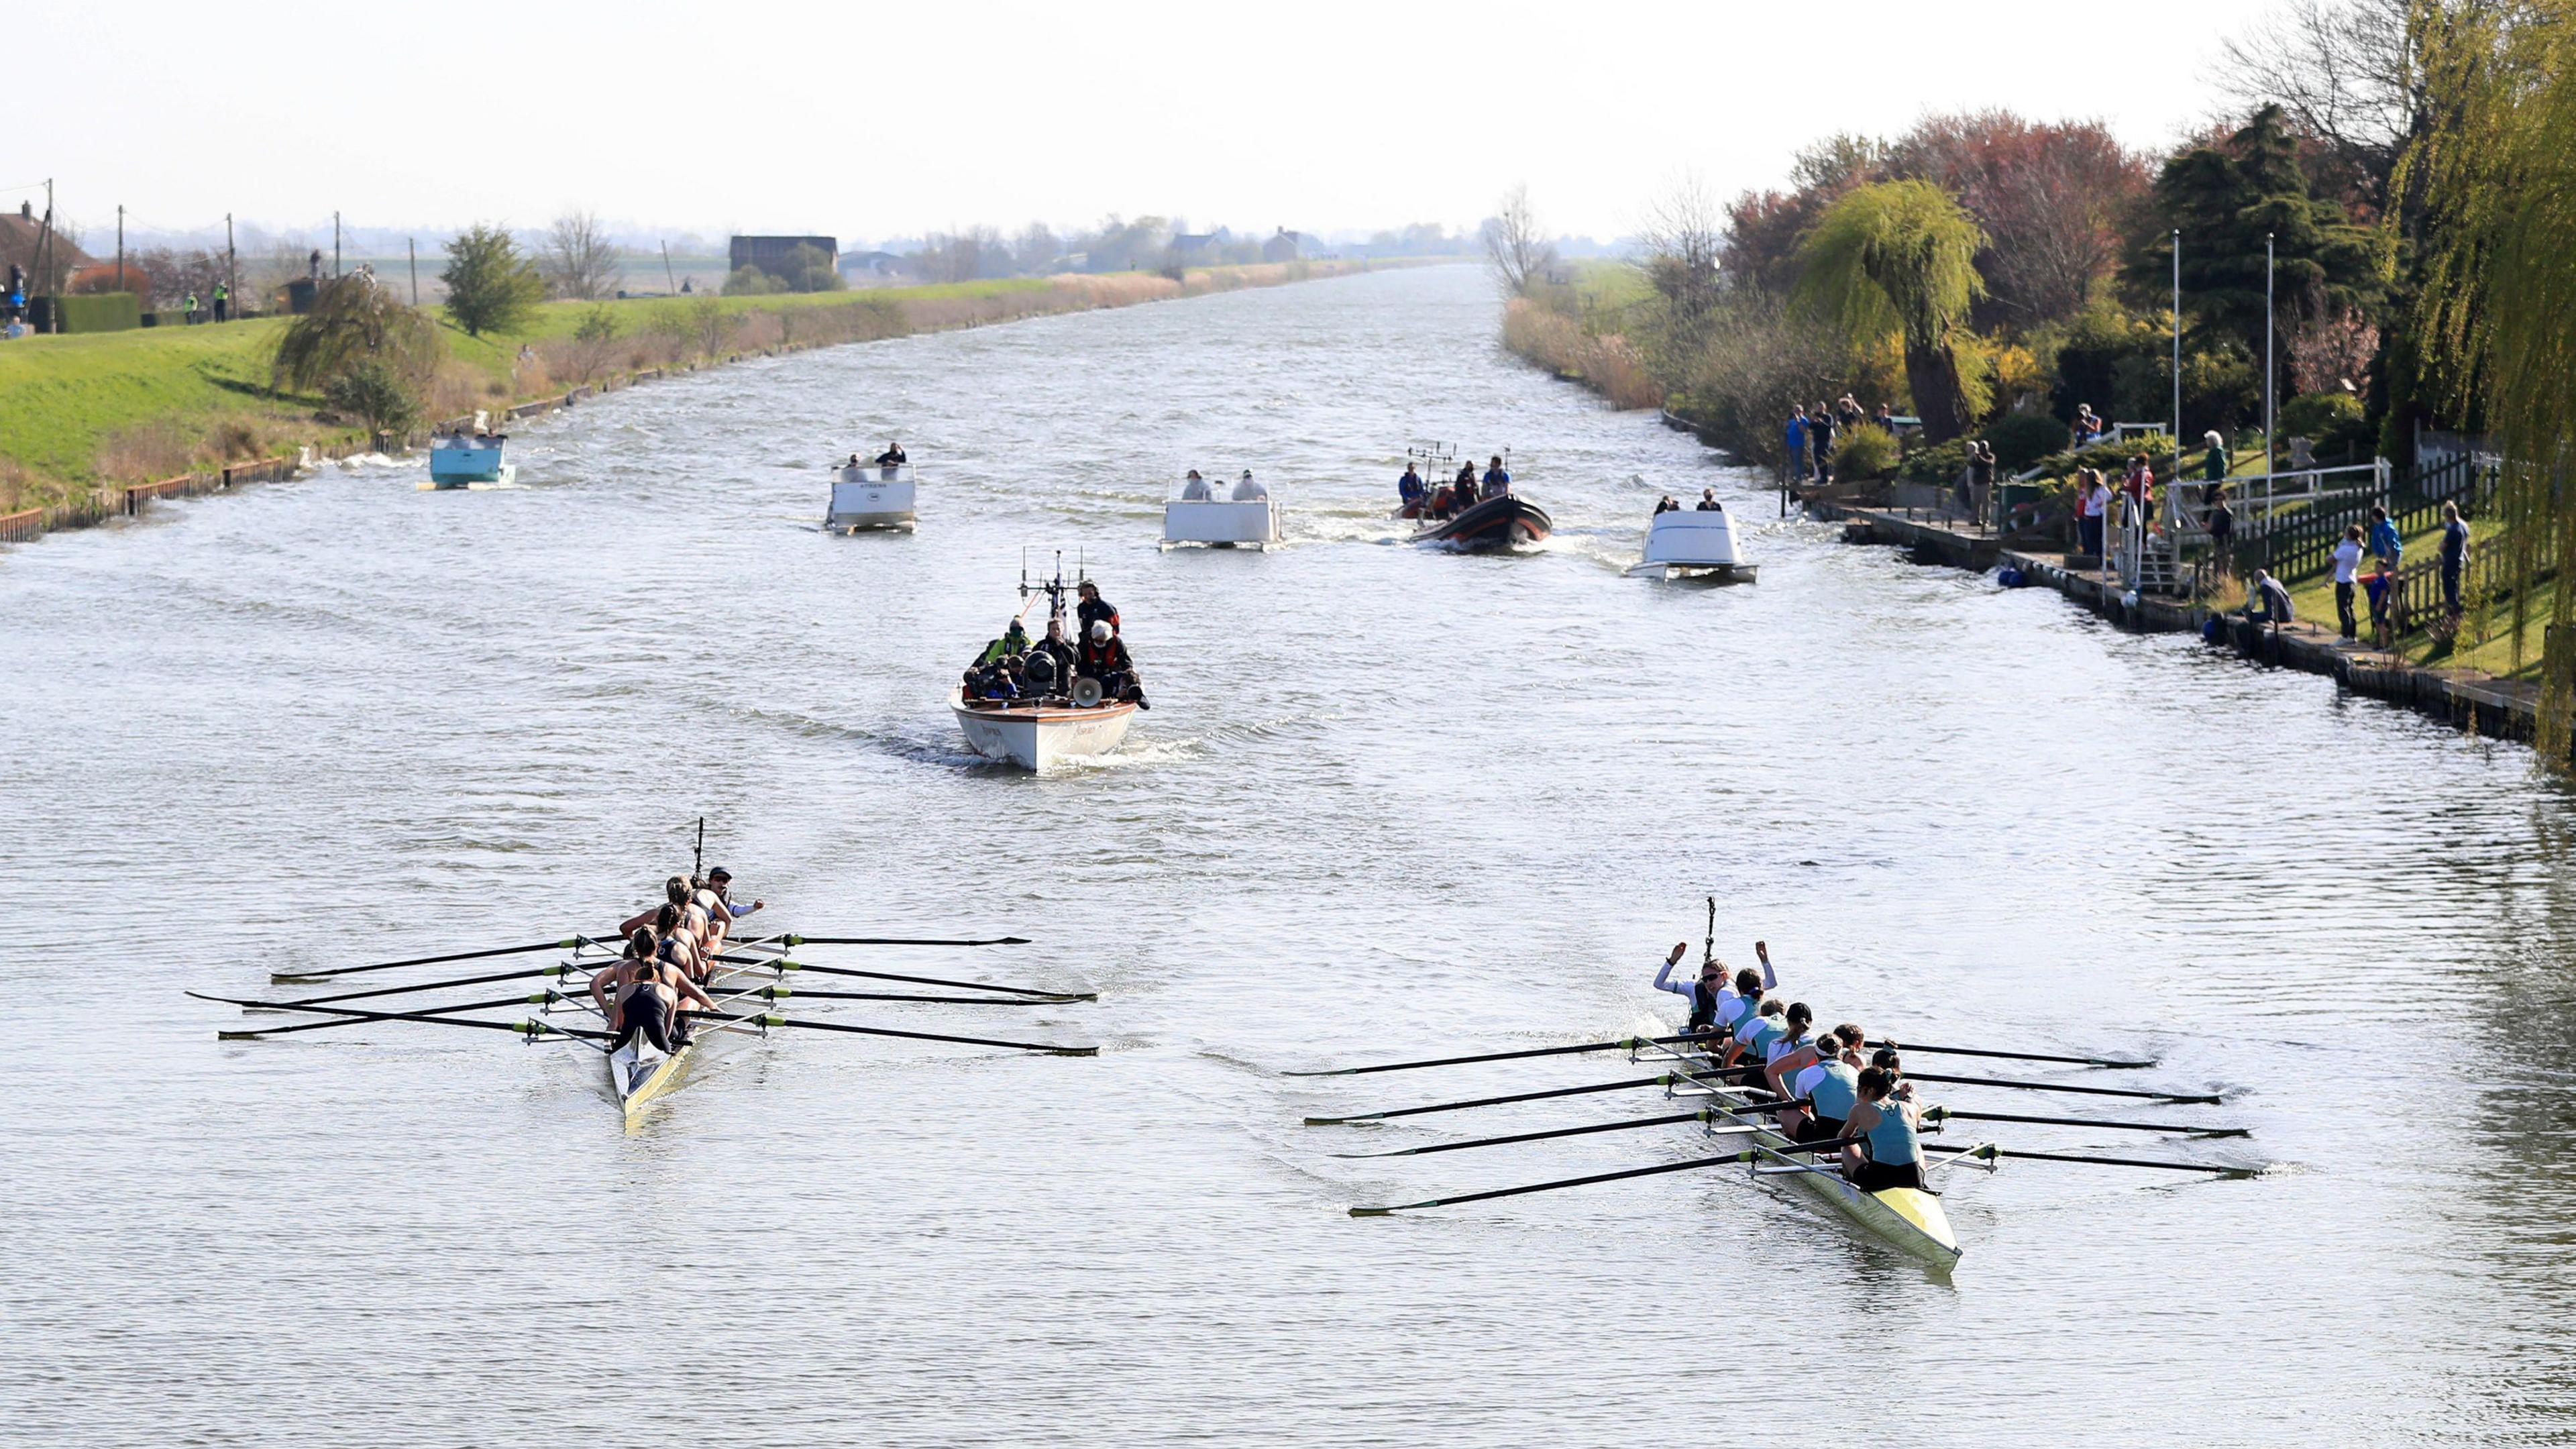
2124 105 2385 366
441 225 545 337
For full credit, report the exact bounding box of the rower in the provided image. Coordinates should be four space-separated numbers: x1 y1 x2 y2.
652 902 704 983
1787 1029 1863 1142
1727 998 1786 1071
1650 942 1724 1036
1840 1067 1928 1193
596 930 718 1057
694 884 733 960
1704 938 1778 1049
1760 1001 1815 1081
1768 1016 1862 1102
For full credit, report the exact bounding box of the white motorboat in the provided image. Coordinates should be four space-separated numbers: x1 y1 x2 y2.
429 418 513 488
1161 471 1280 549
1626 502 1758 582
951 690 1140 771
826 463 917 532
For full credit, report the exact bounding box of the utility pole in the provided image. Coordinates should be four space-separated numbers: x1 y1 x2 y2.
662 239 677 296
409 237 419 306
2263 232 2275 484
2169 229 2182 453
333 211 341 277
117 204 125 294
226 213 236 318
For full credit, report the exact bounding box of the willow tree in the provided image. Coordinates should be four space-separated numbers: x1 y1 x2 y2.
272 270 443 430
2403 0 2576 746
1794 180 1989 441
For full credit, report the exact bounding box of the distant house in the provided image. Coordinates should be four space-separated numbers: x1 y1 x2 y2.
838 250 904 279
730 235 838 281
0 200 95 292
1172 233 1220 259
1262 228 1304 263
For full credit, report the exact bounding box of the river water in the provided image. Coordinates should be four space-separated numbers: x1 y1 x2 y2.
5 264 2573 1446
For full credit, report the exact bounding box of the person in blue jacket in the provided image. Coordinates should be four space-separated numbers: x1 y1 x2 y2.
2367 504 2403 570
1785 407 1809 483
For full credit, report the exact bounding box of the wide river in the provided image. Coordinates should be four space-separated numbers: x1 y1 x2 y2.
6 265 2573 1446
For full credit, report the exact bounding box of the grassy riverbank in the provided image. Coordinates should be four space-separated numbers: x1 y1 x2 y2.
0 261 1371 517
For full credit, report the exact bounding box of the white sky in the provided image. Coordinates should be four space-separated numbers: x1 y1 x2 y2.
13 0 2257 246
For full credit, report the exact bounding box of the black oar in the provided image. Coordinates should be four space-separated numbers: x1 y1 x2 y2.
1287 1034 1699 1078
255 961 592 1009
1906 1070 2220 1104
1930 1144 2258 1177
760 933 1032 947
1336 1109 1764 1159
1349 1136 1861 1216
741 985 1057 1007
219 991 563 1038
712 955 1091 1001
1925 1106 2249 1138
1868 1038 2155 1070
1305 1073 1680 1125
692 1012 1095 1057
189 991 603 1041
270 938 590 984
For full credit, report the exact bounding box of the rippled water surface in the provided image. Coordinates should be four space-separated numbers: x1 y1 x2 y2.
7 265 2575 1446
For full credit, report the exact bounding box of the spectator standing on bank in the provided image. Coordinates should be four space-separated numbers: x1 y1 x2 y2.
1785 407 1809 488
2440 502 2472 617
2201 430 2228 484
2332 523 2366 639
2206 482 2236 572
213 282 229 323
2076 468 2110 559
2363 557 2396 647
1809 402 1837 486
184 292 199 324
2367 504 2402 570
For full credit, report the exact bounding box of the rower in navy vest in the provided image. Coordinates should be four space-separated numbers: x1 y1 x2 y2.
592 928 717 1056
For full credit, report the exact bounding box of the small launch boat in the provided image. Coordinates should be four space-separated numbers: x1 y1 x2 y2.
429 419 513 488
826 462 918 533
1162 470 1280 549
1627 502 1759 582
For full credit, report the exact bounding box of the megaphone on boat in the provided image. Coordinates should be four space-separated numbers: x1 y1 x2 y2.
1071 677 1105 708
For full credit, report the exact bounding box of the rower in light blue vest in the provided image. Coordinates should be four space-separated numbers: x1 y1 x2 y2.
1841 1066 1927 1193
1799 1035 1862 1142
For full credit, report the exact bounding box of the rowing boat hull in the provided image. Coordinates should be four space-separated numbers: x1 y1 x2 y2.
1677 1051 1962 1269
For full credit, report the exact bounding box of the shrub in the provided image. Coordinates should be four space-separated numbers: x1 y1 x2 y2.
2276 389 2363 441
1981 411 2071 470
1833 422 1900 479
273 274 443 398
95 421 195 482
1901 437 1970 484
723 265 780 297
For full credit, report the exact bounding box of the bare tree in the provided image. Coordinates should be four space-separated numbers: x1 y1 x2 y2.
916 230 983 284
2220 0 2421 205
1482 183 1556 294
1637 174 1725 321
1012 222 1061 274
541 211 624 300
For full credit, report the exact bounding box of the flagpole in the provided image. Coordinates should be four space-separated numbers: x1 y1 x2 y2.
2263 232 2275 484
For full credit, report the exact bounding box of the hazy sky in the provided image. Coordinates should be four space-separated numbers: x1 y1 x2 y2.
15 1 2259 246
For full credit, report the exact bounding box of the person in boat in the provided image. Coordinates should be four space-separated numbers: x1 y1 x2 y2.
1481 455 1511 499
1785 1028 1865 1142
845 452 862 470
1841 1066 1927 1192
651 900 706 982
1451 462 1479 516
1762 1001 1816 1078
1728 998 1788 1070
975 619 1033 667
1650 942 1727 1035
694 884 736 960
876 441 907 468
1654 495 1679 515
1706 940 1778 1046
1076 580 1119 639
1026 618 1080 698
1695 488 1721 511
704 867 763 947
974 659 1022 701
1232 469 1268 500
617 875 696 941
592 929 716 1056
1399 463 1426 511
1181 469 1213 500
1077 620 1147 708
1766 1016 1863 1097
